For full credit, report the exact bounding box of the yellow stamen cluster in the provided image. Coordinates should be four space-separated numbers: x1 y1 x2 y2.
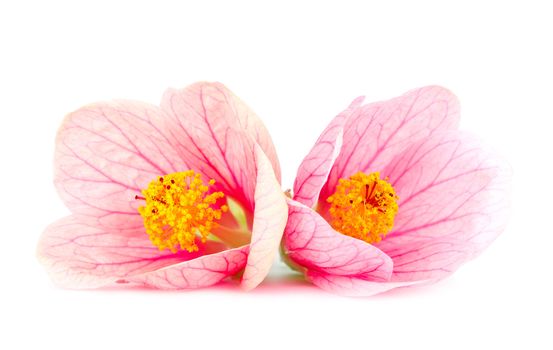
327 171 399 244
137 170 228 253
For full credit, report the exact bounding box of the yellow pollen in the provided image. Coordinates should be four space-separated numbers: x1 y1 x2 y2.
326 171 399 244
137 170 228 253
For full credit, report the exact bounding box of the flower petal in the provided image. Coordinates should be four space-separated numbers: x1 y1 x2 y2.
55 101 182 227
127 246 248 289
283 200 393 281
306 271 423 297
378 131 511 282
241 145 288 290
161 82 281 210
293 97 364 208
321 86 460 201
37 215 246 289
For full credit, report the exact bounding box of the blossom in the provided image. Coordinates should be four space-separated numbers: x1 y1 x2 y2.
37 82 287 291
282 86 511 296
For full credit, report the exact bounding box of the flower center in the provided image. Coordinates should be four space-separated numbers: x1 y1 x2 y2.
326 171 399 244
136 170 228 253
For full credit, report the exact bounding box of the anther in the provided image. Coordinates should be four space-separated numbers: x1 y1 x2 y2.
137 171 227 253
326 171 399 244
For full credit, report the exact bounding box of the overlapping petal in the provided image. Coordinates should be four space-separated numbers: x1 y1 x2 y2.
241 145 288 290
161 82 281 210
160 83 288 288
37 216 247 289
283 200 392 281
293 97 365 208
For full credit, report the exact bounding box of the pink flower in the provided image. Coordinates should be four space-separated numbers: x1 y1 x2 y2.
37 82 287 291
282 86 511 296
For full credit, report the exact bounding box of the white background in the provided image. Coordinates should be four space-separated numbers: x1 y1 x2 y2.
1 1 551 349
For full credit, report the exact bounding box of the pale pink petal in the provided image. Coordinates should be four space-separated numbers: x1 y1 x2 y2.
283 200 393 281
321 86 460 202
127 246 248 289
293 97 364 208
56 83 281 230
241 145 288 290
55 101 182 228
220 84 281 181
378 131 511 282
37 216 246 289
306 271 423 297
161 82 281 210
51 84 284 291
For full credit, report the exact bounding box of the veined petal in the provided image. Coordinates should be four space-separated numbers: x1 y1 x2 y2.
127 246 248 289
283 200 393 281
321 86 460 202
161 82 281 210
36 215 245 289
54 101 182 228
293 97 364 208
49 83 284 292
306 271 423 297
241 145 288 290
161 83 287 290
379 131 511 282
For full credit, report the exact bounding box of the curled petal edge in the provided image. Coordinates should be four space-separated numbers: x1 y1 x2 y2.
283 199 393 282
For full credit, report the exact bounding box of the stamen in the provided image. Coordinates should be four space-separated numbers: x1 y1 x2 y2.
136 170 228 253
326 171 399 244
